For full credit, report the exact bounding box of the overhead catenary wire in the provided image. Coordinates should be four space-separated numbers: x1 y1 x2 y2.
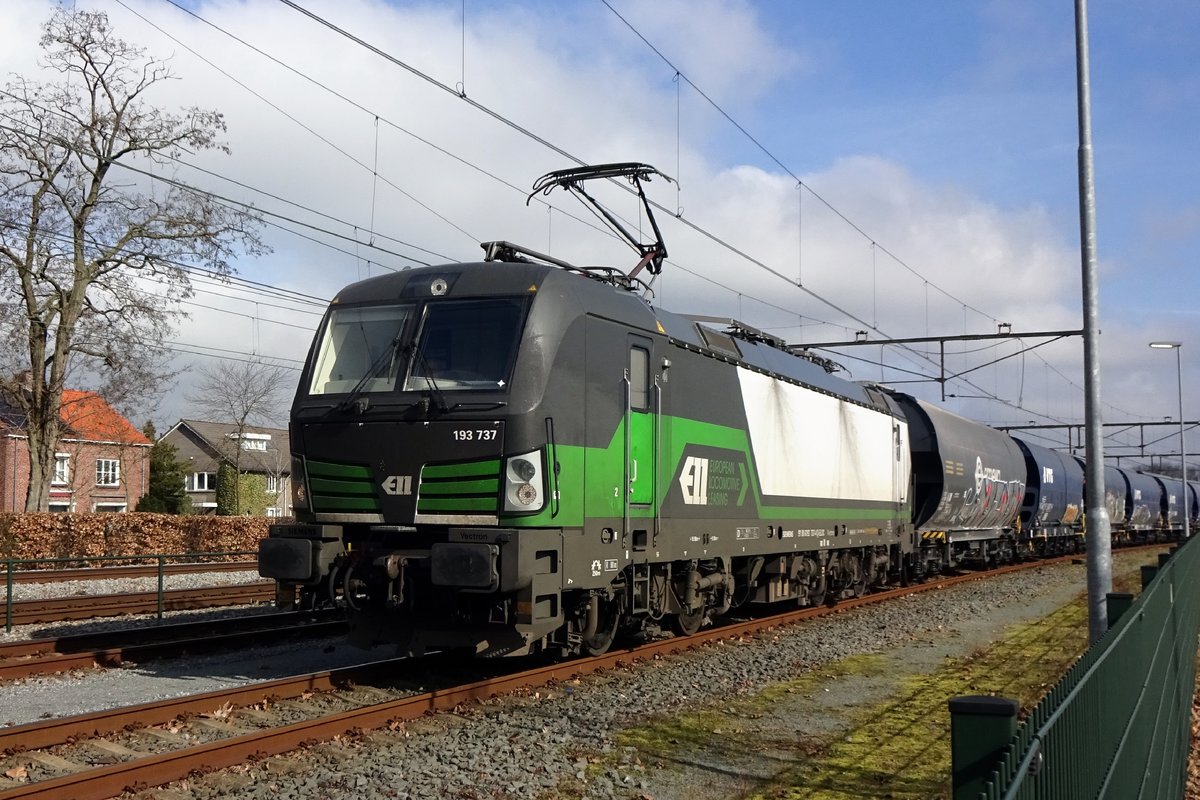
3 2 1131 430
0 110 440 273
116 0 479 249
138 0 1003 397
263 3 1042 404
597 0 1002 326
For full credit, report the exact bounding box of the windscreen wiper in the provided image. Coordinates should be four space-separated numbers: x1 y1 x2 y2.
406 344 448 414
331 334 405 414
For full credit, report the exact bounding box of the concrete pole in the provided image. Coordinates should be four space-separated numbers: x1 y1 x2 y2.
1075 0 1113 644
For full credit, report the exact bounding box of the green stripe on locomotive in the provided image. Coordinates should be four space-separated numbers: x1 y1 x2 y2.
500 413 908 528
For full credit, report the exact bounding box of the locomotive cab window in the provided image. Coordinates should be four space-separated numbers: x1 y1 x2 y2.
629 346 649 410
308 304 415 395
404 298 527 391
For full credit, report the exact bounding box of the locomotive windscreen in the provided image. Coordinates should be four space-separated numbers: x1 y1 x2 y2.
308 304 415 395
404 298 527 391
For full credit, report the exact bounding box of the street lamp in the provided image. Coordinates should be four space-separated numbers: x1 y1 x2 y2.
1150 341 1188 539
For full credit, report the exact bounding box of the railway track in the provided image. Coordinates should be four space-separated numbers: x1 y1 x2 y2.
2 583 275 627
0 610 347 682
0 553 1101 800
2 562 255 586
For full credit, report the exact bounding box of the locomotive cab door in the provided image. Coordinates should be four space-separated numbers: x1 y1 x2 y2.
625 336 658 543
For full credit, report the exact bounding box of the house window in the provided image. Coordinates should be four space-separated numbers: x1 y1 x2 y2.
266 506 284 518
266 474 279 493
52 454 70 485
93 502 127 513
189 472 217 492
48 501 73 513
95 458 120 487
236 432 271 451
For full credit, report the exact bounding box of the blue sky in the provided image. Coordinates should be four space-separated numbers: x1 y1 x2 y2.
4 0 1198 464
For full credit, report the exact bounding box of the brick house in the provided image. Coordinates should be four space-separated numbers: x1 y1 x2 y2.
0 390 151 512
160 420 292 516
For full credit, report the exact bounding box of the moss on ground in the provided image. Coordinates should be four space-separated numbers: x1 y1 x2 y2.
750 597 1089 799
605 554 1156 800
614 654 887 760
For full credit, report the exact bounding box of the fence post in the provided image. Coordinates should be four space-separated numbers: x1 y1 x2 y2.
949 695 1019 800
1140 565 1157 590
1106 592 1134 629
156 555 165 620
4 560 12 632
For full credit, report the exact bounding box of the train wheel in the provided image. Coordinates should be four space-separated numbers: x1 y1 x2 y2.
672 607 704 636
581 597 621 657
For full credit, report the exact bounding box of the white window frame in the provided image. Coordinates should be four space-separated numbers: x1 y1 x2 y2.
92 501 127 513
234 432 271 451
266 474 280 493
266 506 284 518
52 453 70 485
48 501 74 513
95 458 120 487
190 472 217 492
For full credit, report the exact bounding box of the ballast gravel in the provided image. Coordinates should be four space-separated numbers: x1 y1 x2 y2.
2 554 1155 799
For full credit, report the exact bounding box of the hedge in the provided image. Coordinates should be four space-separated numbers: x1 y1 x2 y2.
0 513 286 566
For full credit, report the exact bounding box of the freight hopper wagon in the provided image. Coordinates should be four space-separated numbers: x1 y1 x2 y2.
885 395 1027 571
1102 464 1152 540
1013 438 1084 555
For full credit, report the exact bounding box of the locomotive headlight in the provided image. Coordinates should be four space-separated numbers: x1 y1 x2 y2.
511 457 537 482
504 451 545 512
290 455 309 511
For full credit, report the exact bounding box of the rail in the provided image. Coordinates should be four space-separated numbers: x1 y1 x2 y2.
3 551 257 631
948 538 1199 799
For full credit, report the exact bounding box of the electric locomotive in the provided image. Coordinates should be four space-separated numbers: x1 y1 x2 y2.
257 163 1106 658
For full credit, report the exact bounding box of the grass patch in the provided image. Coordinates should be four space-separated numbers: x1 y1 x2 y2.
614 654 888 760
604 553 1158 800
751 598 1089 799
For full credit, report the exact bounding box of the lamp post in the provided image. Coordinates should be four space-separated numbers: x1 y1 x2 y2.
1150 341 1188 539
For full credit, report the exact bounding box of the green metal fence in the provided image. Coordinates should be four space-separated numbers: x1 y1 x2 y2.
951 539 1200 800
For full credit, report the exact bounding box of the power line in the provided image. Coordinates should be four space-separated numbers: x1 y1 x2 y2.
142 1 861 341
0 104 446 273
598 0 1001 326
147 0 962 390
5 12 1013 416
3 8 1094 424
0 217 328 314
118 0 480 249
270 1 1006 398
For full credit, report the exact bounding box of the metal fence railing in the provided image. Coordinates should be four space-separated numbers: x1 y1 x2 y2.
3 551 257 631
949 538 1200 799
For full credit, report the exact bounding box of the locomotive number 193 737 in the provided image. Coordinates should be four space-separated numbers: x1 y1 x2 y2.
452 428 499 442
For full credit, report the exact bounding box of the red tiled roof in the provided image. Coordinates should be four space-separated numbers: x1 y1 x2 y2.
59 390 151 446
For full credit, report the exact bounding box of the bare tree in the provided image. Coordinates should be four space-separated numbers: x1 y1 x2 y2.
187 359 292 514
0 9 266 510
